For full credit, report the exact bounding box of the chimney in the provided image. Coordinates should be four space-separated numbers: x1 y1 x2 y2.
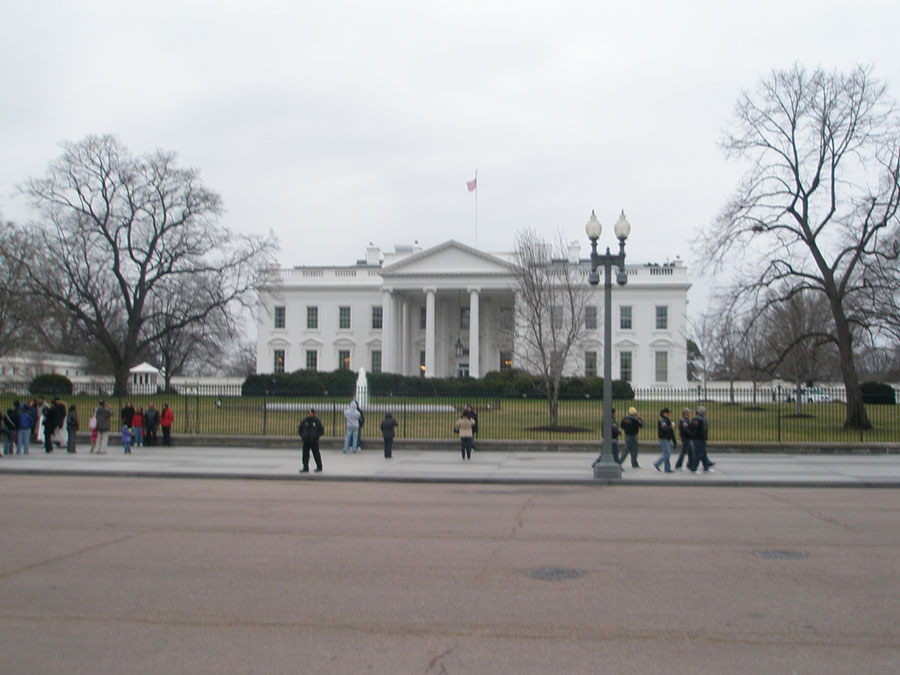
568 241 580 263
366 243 380 266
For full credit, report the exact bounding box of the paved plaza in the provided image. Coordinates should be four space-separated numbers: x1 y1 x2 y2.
0 476 898 673
2 444 900 486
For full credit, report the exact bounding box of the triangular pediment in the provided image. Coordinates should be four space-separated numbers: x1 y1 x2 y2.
382 240 516 276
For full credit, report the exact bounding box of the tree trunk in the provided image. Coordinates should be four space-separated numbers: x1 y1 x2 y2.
832 310 872 429
113 364 130 397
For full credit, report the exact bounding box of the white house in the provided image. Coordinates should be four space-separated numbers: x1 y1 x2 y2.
255 240 690 388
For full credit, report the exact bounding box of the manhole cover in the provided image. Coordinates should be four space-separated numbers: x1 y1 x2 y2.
525 567 584 580
753 550 808 560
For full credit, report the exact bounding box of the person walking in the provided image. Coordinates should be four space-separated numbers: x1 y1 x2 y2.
380 412 398 458
17 399 35 454
297 408 324 473
464 404 479 452
653 408 676 473
619 407 644 468
354 401 365 451
343 401 362 453
144 403 160 446
160 403 174 446
65 404 79 453
592 407 620 468
132 407 144 447
674 407 694 470
454 410 476 460
93 400 113 454
2 403 17 455
121 423 133 454
688 406 715 473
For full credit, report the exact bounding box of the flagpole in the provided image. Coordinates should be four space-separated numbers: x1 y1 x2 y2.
474 170 478 246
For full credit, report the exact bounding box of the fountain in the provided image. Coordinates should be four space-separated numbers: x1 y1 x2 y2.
355 367 369 409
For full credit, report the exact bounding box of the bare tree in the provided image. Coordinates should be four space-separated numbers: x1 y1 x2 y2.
0 222 33 357
702 65 900 428
19 135 278 395
512 229 587 428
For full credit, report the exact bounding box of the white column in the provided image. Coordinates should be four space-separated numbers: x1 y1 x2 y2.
382 290 393 373
468 288 480 378
397 300 418 375
425 288 436 378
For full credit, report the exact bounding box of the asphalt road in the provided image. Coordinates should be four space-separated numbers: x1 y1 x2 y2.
1 476 898 674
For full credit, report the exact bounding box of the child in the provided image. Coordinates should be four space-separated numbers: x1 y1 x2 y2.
122 424 133 454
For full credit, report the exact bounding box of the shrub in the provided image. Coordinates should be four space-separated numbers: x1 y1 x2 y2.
29 374 73 396
860 381 896 405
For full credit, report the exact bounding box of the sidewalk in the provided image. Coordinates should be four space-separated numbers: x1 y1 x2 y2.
2 445 900 486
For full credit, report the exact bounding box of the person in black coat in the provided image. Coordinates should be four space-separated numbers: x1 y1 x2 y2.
674 407 694 470
298 408 325 473
380 412 398 458
619 407 644 468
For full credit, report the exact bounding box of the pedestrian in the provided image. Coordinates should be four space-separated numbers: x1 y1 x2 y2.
2 402 17 455
454 409 476 460
66 404 79 453
121 401 135 428
674 407 694 470
93 400 113 454
18 399 35 454
653 408 676 473
43 399 60 453
132 407 144 447
688 406 715 473
354 400 365 451
592 407 620 467
297 407 324 473
52 399 68 448
89 413 98 454
160 403 174 446
121 423 132 454
34 396 48 445
144 402 160 446
343 401 361 453
465 404 479 451
619 406 644 468
380 412 398 458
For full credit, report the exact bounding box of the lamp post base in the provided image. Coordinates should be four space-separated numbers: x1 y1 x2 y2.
593 455 623 480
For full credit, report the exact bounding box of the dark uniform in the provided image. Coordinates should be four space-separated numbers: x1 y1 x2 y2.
674 411 694 469
688 409 714 472
619 410 643 468
298 410 325 472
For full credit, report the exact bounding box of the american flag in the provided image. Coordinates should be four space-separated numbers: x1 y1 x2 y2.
466 176 477 192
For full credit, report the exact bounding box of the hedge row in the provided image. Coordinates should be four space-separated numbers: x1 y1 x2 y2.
242 369 636 399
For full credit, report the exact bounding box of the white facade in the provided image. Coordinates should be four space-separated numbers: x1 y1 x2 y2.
255 240 691 388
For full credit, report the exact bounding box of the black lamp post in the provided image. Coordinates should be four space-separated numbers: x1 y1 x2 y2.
585 210 631 479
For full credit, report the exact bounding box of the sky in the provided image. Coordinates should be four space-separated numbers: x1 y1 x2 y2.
3 0 900 313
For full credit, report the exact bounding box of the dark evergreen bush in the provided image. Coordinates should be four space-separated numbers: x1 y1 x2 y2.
860 381 896 405
29 374 73 396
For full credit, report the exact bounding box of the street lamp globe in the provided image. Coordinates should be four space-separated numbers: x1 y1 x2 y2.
585 210 602 240
613 210 631 240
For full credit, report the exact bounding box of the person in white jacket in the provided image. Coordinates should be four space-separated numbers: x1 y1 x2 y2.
343 401 362 453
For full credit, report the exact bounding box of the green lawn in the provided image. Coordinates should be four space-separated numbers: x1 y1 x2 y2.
4 393 896 444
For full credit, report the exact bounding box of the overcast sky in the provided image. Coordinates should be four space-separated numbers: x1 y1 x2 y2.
3 0 900 310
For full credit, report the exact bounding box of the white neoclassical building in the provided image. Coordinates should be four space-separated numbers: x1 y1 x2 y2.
255 240 690 388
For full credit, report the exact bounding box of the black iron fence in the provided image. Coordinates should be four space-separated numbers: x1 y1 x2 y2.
2 385 897 444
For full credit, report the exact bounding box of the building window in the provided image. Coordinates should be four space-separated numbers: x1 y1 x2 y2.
274 306 285 329
620 351 633 382
655 305 668 330
371 350 382 373
306 350 318 371
372 306 383 330
655 351 668 382
585 351 597 377
500 350 512 371
551 305 563 330
499 306 513 331
419 350 426 377
620 305 633 330
339 349 350 370
339 306 351 330
460 307 470 330
419 307 427 330
585 305 597 330
273 350 285 374
307 306 318 329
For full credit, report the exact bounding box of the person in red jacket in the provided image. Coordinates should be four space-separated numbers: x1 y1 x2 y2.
160 403 175 447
